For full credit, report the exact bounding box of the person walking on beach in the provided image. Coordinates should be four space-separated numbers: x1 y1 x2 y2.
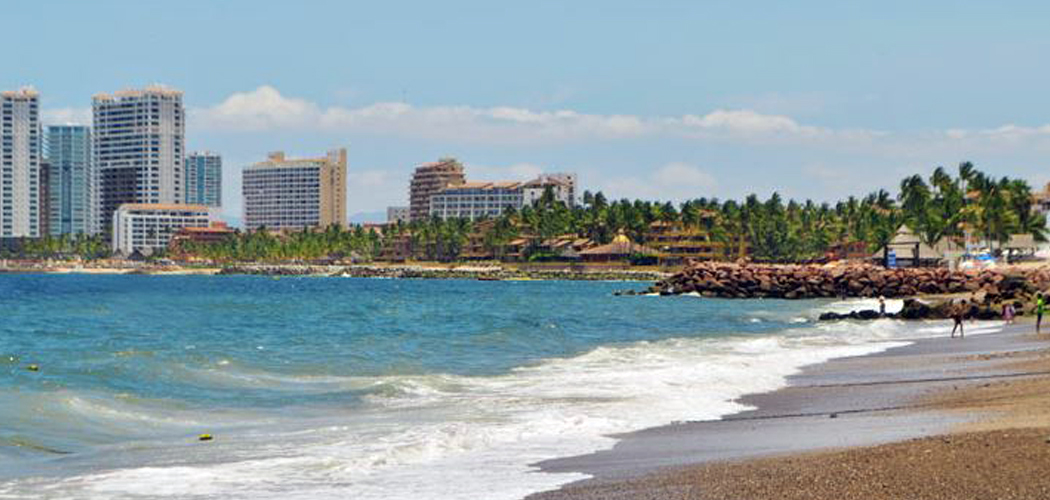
878 296 886 317
1002 302 1015 325
1037 293 1045 335
951 300 965 338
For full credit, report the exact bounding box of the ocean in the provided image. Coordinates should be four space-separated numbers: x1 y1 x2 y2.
0 275 999 499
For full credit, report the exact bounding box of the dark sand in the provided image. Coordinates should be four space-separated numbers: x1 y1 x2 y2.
528 323 1050 500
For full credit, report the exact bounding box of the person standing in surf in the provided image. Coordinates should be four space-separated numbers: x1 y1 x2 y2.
1037 293 1045 335
951 300 965 339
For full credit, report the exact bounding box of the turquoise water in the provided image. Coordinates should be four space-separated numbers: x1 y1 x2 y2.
0 275 957 499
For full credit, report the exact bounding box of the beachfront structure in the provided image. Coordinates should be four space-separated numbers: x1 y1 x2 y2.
242 148 347 230
1036 182 1050 215
522 173 577 207
45 125 96 235
111 203 214 255
429 181 524 220
168 221 235 255
427 174 578 221
579 232 659 263
387 206 409 224
185 152 222 207
0 88 42 238
646 219 749 263
409 159 465 221
93 86 185 235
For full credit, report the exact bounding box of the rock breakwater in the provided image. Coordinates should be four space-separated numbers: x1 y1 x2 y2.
650 262 1050 301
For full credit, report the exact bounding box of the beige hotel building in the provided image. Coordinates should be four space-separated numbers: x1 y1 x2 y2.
242 148 347 230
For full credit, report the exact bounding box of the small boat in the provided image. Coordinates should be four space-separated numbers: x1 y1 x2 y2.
477 276 502 281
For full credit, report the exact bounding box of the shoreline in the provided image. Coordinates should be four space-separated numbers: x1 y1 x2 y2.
527 321 1048 499
0 262 669 281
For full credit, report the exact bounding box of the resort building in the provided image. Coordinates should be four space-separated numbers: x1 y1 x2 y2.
0 88 42 238
185 151 222 207
1036 182 1050 215
242 148 347 230
522 173 577 207
45 125 96 235
428 173 578 220
93 86 185 235
429 181 524 220
111 203 214 255
409 159 465 221
386 206 409 224
645 219 749 263
168 221 235 255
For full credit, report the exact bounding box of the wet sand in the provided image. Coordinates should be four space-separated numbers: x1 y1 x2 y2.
528 323 1050 500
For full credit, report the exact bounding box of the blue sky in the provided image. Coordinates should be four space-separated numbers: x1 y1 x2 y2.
6 1 1050 223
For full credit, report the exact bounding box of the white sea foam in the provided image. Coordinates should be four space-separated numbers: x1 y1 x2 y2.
2 313 1004 500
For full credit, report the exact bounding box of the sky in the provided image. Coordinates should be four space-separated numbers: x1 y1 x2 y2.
5 0 1050 224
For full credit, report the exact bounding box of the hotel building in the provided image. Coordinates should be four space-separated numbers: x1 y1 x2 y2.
409 159 465 221
185 151 222 207
111 203 214 255
428 173 577 220
0 88 42 238
93 86 185 235
242 148 347 230
386 206 409 224
45 125 96 235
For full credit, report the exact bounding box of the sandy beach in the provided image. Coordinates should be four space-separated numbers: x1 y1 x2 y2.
529 322 1050 500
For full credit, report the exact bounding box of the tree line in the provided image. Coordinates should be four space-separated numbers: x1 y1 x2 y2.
4 162 1046 263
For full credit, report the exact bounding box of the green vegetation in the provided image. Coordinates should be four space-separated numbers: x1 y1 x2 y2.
0 234 109 260
176 225 383 262
4 162 1045 264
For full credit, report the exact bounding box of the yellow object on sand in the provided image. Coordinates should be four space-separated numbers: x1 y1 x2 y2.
198 434 213 441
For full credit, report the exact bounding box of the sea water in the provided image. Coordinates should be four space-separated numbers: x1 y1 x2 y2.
0 275 1001 499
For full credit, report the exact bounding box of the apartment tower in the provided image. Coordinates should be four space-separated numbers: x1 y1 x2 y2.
408 158 465 221
45 125 95 235
242 148 347 230
93 86 185 235
185 151 222 207
0 88 41 238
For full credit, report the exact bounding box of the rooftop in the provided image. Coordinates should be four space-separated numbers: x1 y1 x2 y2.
1 87 39 99
117 203 212 213
92 85 183 101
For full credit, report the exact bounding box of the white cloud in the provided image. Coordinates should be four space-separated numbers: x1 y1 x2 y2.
189 86 849 145
192 85 321 131
600 162 718 202
678 109 809 135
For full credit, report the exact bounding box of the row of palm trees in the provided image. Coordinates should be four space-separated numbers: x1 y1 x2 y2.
388 162 1044 263
5 162 1045 264
0 233 109 260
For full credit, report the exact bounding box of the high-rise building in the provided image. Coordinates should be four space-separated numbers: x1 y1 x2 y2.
409 159 465 221
0 88 41 238
111 203 214 255
39 159 49 237
185 151 222 207
45 125 95 235
93 86 185 235
242 148 347 230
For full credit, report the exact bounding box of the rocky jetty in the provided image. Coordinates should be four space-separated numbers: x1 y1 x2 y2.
650 262 1049 302
818 298 1004 321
